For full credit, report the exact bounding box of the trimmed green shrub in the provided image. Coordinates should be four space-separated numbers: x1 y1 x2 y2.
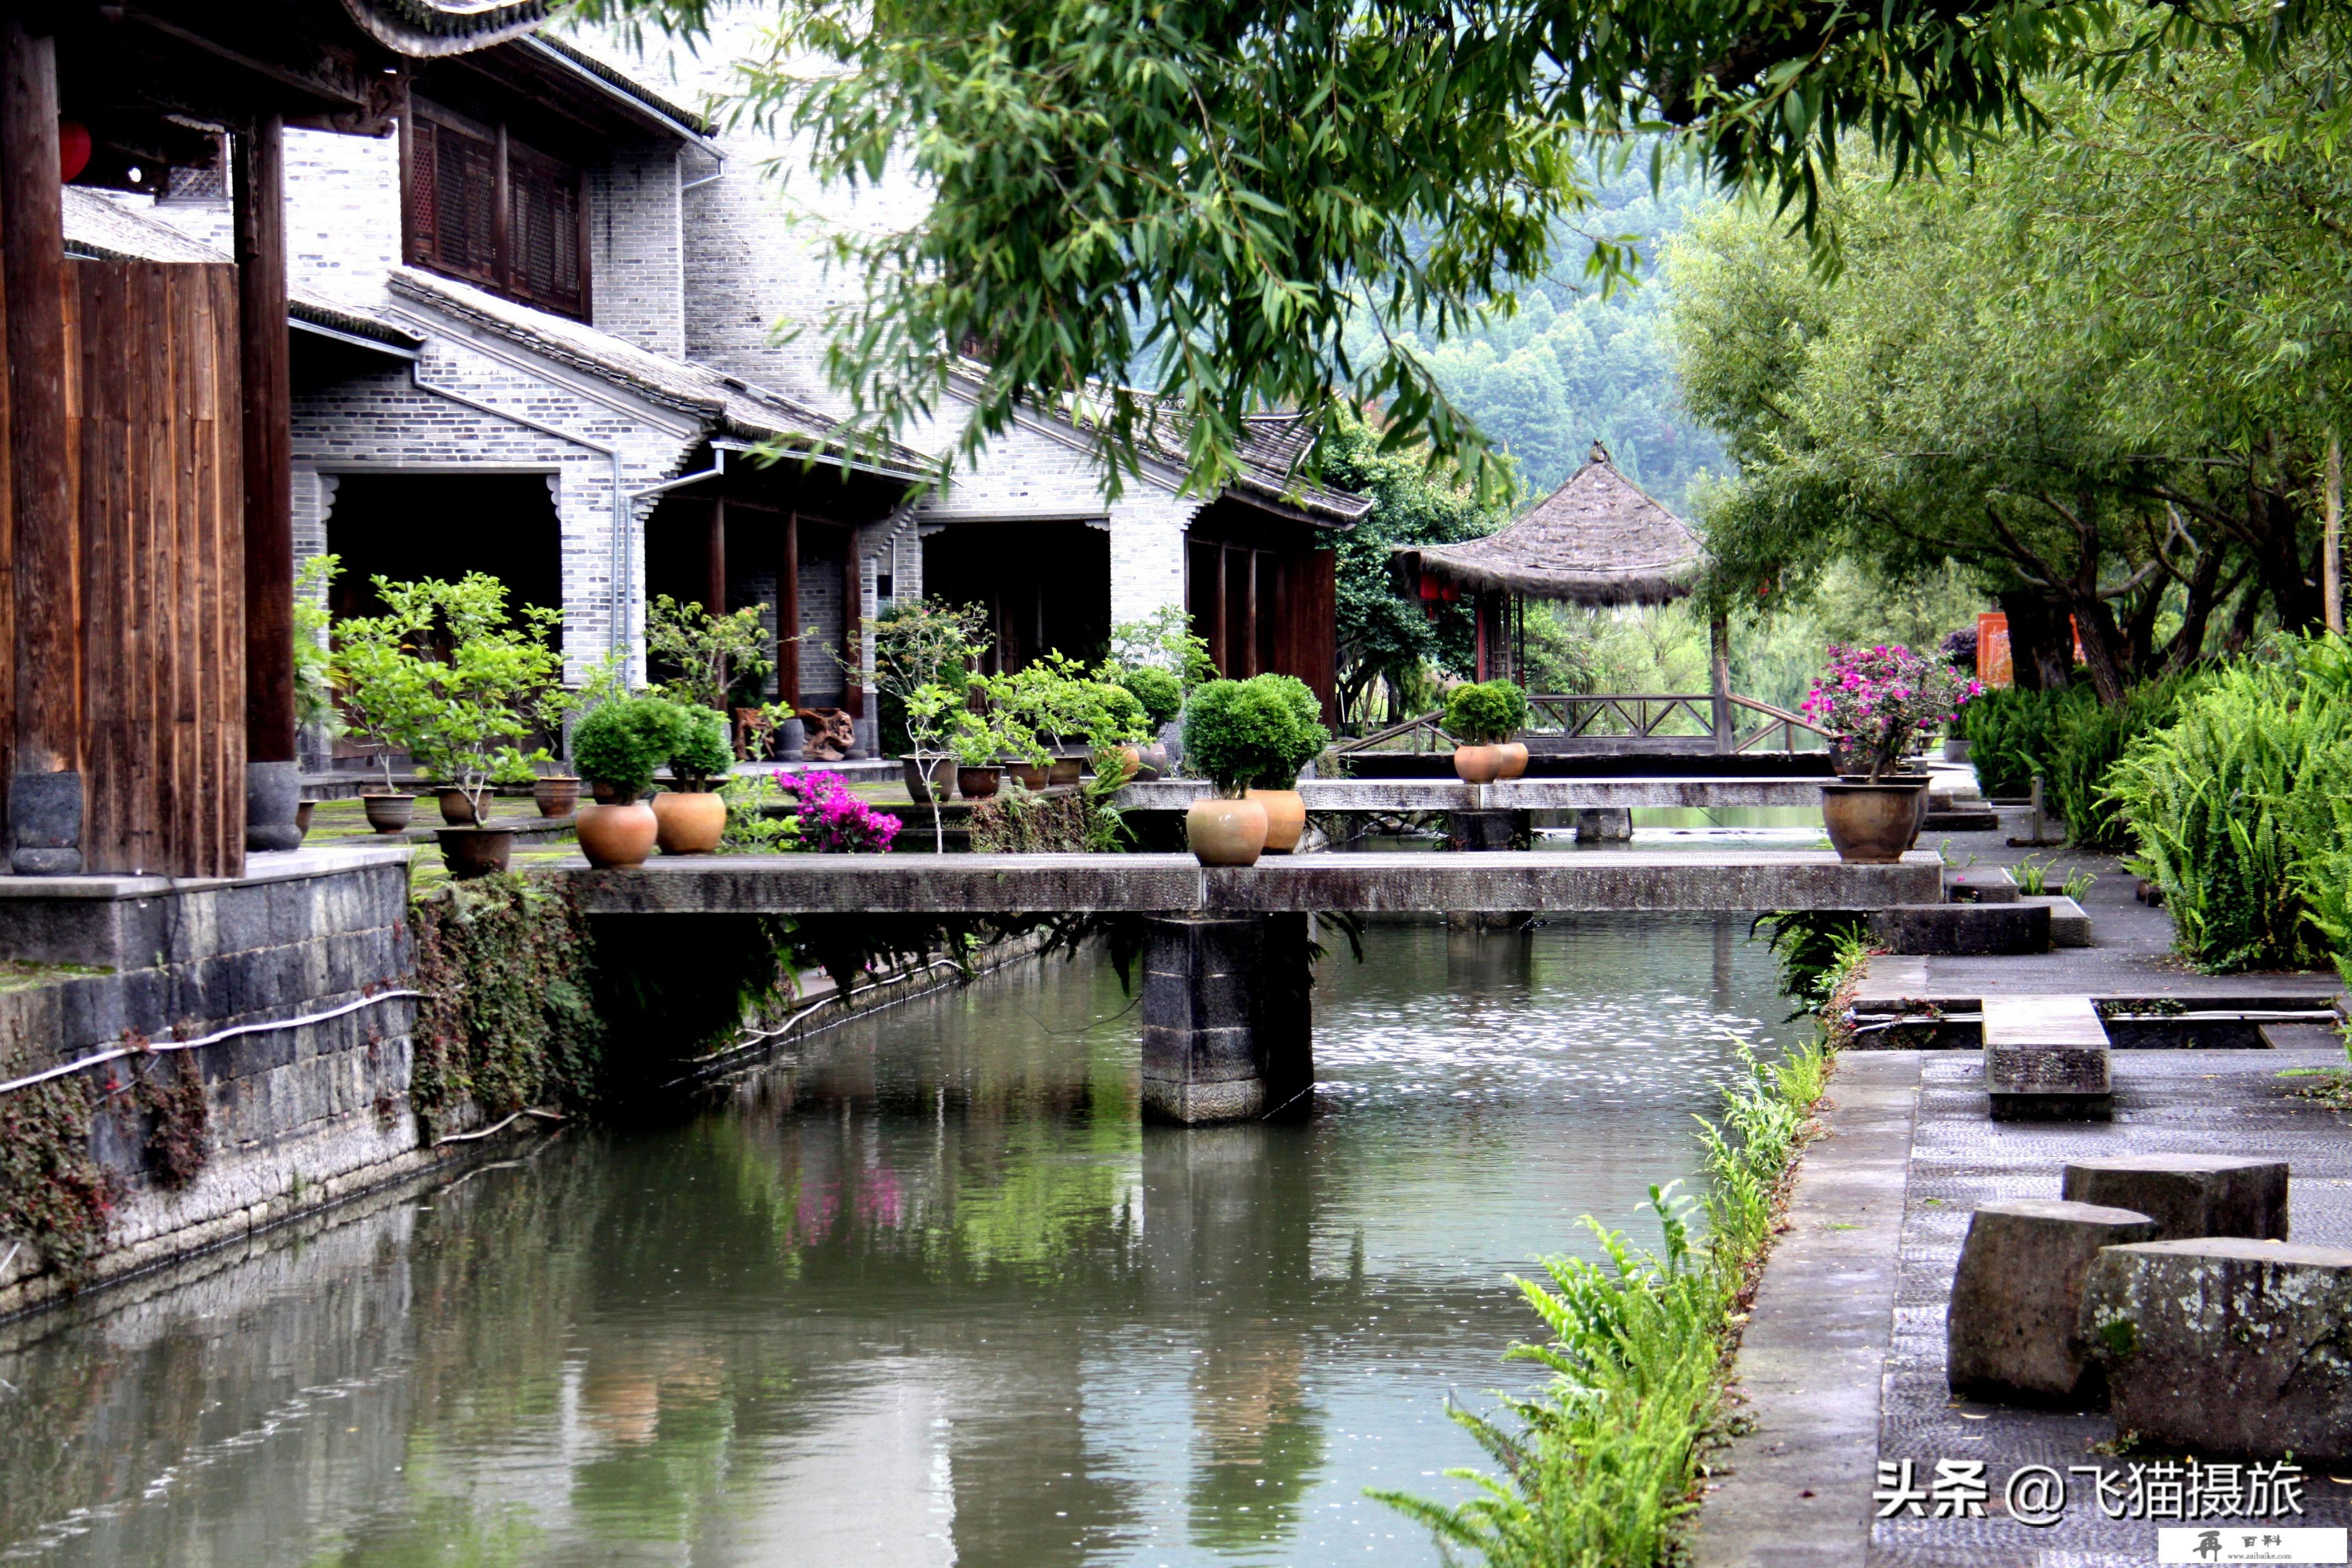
1250 673 1332 788
1115 663 1183 730
667 704 737 790
573 696 683 801
1182 676 1322 792
2048 670 2211 851
1957 685 2073 798
1444 679 1527 744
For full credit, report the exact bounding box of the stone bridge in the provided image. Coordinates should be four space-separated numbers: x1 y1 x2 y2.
563 849 1943 1125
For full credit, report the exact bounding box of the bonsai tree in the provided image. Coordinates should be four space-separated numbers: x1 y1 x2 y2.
667 705 737 792
1115 663 1183 733
1444 679 1527 745
377 575 563 825
1245 673 1332 790
646 593 776 711
534 646 631 775
1180 678 1295 795
573 696 685 802
868 597 990 807
1112 604 1218 692
328 598 436 794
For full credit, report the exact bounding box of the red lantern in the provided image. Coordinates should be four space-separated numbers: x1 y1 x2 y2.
58 120 89 182
1417 576 1441 601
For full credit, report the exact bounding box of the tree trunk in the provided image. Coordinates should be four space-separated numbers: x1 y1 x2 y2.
1996 592 2073 692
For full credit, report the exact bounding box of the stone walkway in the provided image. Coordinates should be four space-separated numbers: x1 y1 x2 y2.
1696 799 2352 1568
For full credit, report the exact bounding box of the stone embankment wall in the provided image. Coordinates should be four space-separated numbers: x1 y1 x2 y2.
0 850 430 1318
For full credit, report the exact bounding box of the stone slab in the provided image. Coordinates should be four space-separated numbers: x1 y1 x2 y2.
563 850 1946 916
2020 894 2092 947
2082 1238 2352 1461
1112 777 1829 812
2060 1154 2290 1241
1691 1054 1921 1568
1869 902 2049 956
1945 1198 2159 1405
1942 868 2020 904
1983 993 2112 1121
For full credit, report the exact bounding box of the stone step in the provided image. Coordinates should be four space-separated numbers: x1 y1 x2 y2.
2020 894 2093 947
2060 1155 2289 1241
1948 1198 2161 1405
1870 901 2049 956
1945 867 2021 903
2082 1239 2352 1460
1983 993 2111 1121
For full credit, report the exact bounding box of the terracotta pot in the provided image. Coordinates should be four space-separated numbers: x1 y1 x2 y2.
1134 743 1168 782
1108 746 1144 786
1006 760 1049 791
436 786 482 826
1452 744 1504 784
533 775 581 819
1186 795 1268 867
576 800 659 868
294 800 315 841
1247 787 1307 854
1494 741 1530 780
1821 781 1928 865
437 824 516 879
589 778 623 805
361 793 415 834
1048 755 1085 788
652 790 727 855
902 756 949 804
957 766 1001 800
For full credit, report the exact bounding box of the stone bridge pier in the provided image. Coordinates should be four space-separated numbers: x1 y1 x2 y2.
1140 914 1315 1125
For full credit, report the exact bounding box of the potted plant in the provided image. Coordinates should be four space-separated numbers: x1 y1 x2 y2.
1114 663 1182 778
1803 644 1980 863
1087 679 1152 786
944 711 1006 801
1178 678 1295 866
327 597 435 834
571 696 681 868
529 646 628 820
654 704 735 855
1445 680 1525 784
363 577 560 878
867 599 991 844
1240 674 1331 854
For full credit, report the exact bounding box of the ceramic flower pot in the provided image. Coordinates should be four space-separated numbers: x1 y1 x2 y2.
902 756 949 804
1186 795 1268 867
652 790 727 855
1494 741 1530 780
576 800 659 869
1821 781 1927 865
1452 744 1504 784
1246 787 1306 854
1006 760 1049 791
435 785 482 827
957 765 1002 800
1136 743 1168 782
532 775 581 819
361 793 415 834
1048 755 1085 788
436 824 516 879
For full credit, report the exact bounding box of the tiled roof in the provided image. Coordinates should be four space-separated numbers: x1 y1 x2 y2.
1039 378 1369 523
60 188 424 350
525 34 714 137
339 0 549 57
388 268 926 469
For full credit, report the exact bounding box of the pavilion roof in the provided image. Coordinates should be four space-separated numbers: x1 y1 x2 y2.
1395 442 1701 606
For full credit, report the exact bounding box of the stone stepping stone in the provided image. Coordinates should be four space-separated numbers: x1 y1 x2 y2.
1947 1198 2161 1405
2082 1239 2352 1460
2062 1154 2289 1241
1983 993 2111 1121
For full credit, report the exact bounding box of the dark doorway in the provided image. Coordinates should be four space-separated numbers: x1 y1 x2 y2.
922 520 1111 672
323 472 562 624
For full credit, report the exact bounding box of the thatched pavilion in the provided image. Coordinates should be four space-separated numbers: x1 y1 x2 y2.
1394 442 1738 750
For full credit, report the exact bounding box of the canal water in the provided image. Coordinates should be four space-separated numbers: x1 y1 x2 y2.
0 916 1803 1567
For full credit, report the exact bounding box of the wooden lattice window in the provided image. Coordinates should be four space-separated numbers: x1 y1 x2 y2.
404 101 590 320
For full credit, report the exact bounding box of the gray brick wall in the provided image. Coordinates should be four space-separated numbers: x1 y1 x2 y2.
589 142 686 356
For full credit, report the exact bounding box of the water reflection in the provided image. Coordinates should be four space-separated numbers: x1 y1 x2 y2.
0 916 1800 1567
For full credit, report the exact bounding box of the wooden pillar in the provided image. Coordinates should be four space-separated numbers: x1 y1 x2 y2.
235 115 300 851
3 21 81 873
778 510 800 706
705 497 727 615
842 538 864 722
1710 613 1733 754
1474 592 1490 681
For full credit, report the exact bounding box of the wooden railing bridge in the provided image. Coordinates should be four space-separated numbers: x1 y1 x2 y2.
1335 692 1830 757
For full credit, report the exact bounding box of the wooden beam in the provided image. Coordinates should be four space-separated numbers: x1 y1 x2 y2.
235 115 295 769
842 538 863 720
779 509 799 707
4 19 84 872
